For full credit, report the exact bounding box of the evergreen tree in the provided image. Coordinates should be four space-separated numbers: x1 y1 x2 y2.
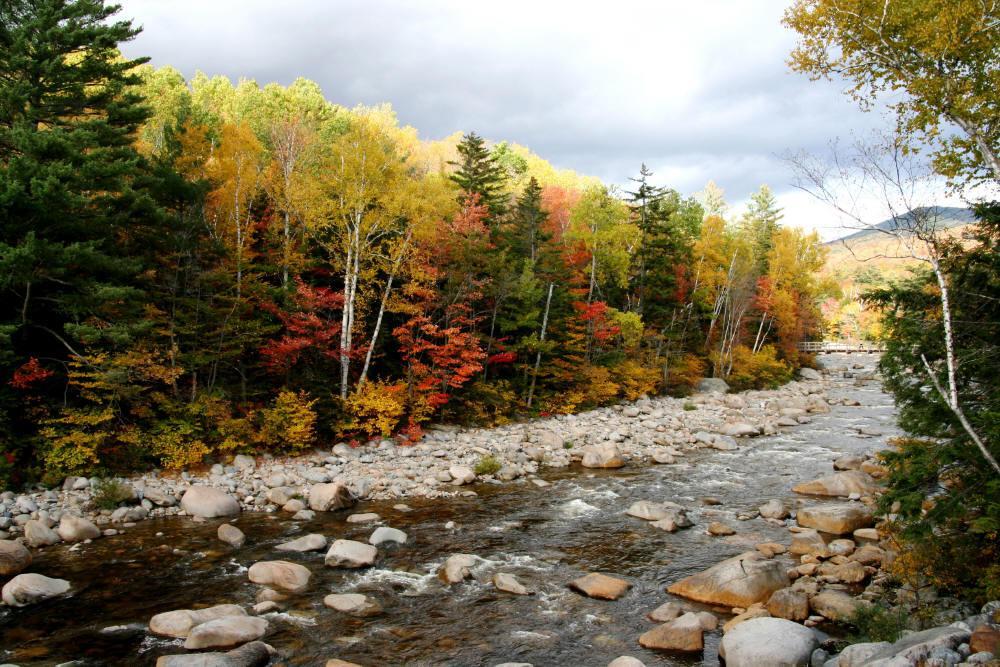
505 177 550 264
0 0 163 470
449 132 508 217
626 164 667 315
741 185 783 274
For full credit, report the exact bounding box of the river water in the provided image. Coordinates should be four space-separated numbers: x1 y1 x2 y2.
0 354 899 666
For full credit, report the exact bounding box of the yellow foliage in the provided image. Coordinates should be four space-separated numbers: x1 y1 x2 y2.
666 353 707 394
617 360 661 401
725 345 793 390
40 407 114 474
149 430 211 470
259 390 318 452
344 381 406 438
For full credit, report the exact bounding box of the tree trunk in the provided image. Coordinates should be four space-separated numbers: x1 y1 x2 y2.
526 282 555 408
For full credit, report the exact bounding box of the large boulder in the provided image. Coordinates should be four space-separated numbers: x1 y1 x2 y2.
626 501 672 521
835 641 892 667
23 519 60 547
155 641 272 667
759 499 790 520
57 515 101 543
796 503 873 535
493 573 532 595
0 539 32 576
181 487 240 518
324 540 377 568
369 526 407 546
275 534 327 552
438 554 479 584
149 604 248 638
667 551 789 608
323 593 382 617
766 587 809 622
696 377 729 393
247 560 311 593
581 442 625 468
217 523 246 548
719 617 817 666
798 367 822 381
183 616 268 650
308 482 355 512
809 589 867 622
859 625 971 665
638 612 704 652
1 572 71 606
789 529 831 557
568 573 631 600
792 471 878 498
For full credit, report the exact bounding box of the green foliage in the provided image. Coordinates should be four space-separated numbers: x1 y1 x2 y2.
847 603 908 644
473 455 502 476
683 402 697 411
91 478 133 510
865 203 1000 605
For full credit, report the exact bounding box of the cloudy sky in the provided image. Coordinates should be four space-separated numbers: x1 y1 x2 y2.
119 0 915 240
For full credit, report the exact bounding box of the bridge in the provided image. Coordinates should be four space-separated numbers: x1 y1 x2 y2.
797 340 885 354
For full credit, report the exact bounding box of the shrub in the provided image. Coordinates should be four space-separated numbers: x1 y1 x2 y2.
473 455 501 476
683 402 697 411
92 477 132 510
343 381 406 438
847 603 907 643
725 345 793 391
665 353 706 394
259 389 318 452
617 360 661 401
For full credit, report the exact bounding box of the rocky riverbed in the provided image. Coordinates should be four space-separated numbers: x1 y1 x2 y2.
0 353 997 666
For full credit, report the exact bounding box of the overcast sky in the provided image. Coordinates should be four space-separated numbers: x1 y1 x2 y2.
118 0 916 240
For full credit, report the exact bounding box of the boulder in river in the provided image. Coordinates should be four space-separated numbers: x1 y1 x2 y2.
858 625 971 665
57 515 100 542
1 572 70 606
625 500 671 521
308 482 355 512
667 551 788 608
493 572 532 595
324 539 377 568
217 523 245 548
568 573 631 600
758 499 789 520
323 593 382 617
607 658 645 667
275 534 327 552
247 560 311 593
792 470 878 498
638 612 704 652
149 604 248 638
719 617 817 666
647 601 684 623
369 526 407 546
183 616 268 650
0 539 32 576
24 519 60 547
581 442 625 468
707 521 735 536
796 503 874 534
788 528 831 557
181 486 240 518
156 640 272 667
438 554 479 584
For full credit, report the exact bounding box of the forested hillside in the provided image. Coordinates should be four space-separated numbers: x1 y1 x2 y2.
0 3 828 485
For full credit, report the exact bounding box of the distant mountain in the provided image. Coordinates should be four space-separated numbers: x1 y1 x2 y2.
826 206 976 245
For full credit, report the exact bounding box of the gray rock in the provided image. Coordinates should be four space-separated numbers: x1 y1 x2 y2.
799 368 822 381
24 519 60 547
835 641 891 666
493 572 532 595
0 539 31 576
438 554 479 584
861 626 971 666
275 534 327 552
323 592 381 616
149 604 248 638
183 616 268 650
759 499 790 520
217 523 245 548
369 526 407 546
324 539 377 568
247 560 311 593
155 641 272 667
308 482 354 512
180 487 240 518
1 572 71 606
696 378 730 393
719 617 817 666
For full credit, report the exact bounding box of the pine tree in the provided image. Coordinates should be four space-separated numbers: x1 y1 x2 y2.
505 177 550 264
626 164 667 315
741 185 783 274
0 0 164 467
449 132 508 217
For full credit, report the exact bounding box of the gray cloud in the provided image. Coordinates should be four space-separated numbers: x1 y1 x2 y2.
118 0 888 233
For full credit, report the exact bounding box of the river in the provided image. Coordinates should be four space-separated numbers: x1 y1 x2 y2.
0 353 899 666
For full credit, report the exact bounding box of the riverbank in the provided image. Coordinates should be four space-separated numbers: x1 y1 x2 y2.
0 366 844 544
4 353 995 666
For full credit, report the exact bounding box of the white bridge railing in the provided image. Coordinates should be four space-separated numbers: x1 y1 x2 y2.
797 340 885 353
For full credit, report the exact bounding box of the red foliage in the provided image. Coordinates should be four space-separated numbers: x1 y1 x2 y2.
540 186 582 242
260 280 344 374
487 351 517 365
572 300 621 343
9 358 54 390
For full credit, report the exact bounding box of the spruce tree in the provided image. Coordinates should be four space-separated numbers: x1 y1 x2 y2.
626 164 667 315
449 131 508 217
506 176 549 264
